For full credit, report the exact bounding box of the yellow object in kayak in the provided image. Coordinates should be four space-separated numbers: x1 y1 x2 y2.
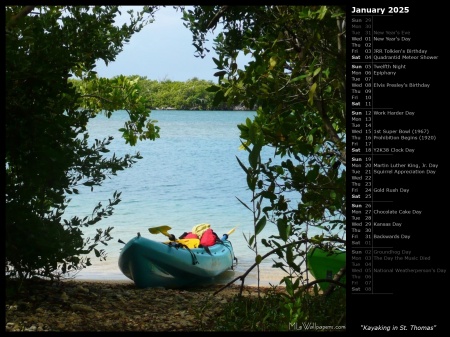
165 238 201 249
191 223 211 238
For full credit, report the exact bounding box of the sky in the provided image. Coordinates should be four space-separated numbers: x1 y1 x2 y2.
95 6 226 83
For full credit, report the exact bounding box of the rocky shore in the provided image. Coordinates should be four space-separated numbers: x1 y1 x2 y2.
5 279 279 332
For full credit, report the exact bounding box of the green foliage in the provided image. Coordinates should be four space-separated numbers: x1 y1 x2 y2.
215 286 346 331
73 75 161 145
5 5 159 281
216 287 287 331
71 75 247 111
184 4 347 318
146 77 218 110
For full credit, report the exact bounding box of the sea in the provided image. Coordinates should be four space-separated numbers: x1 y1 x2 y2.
63 110 321 287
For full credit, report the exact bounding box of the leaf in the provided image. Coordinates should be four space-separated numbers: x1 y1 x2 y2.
286 247 294 266
290 75 307 83
213 70 227 77
212 57 222 67
269 56 277 70
235 155 249 174
255 254 262 265
284 277 294 297
235 196 252 212
313 67 321 77
308 82 317 105
205 85 220 92
255 216 267 236
213 90 224 106
248 144 261 169
246 175 256 191
318 6 327 20
276 218 290 241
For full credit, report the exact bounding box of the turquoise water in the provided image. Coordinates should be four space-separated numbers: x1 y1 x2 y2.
63 110 316 286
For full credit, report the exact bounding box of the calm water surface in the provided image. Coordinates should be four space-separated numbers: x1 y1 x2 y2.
64 110 317 286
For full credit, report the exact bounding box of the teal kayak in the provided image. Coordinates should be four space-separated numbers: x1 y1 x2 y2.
118 234 236 288
307 246 346 291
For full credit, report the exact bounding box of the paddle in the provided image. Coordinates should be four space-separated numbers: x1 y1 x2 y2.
227 227 237 235
222 226 237 240
148 225 176 241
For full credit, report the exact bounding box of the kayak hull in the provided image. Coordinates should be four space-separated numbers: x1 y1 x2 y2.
118 235 235 288
307 247 346 291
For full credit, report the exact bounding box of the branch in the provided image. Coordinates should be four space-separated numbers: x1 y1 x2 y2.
323 264 346 297
297 276 346 294
214 239 307 296
213 237 344 296
315 92 347 166
80 94 114 104
6 6 35 30
206 5 228 30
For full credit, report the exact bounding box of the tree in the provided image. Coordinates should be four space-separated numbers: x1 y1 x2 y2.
183 5 346 299
5 5 160 282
